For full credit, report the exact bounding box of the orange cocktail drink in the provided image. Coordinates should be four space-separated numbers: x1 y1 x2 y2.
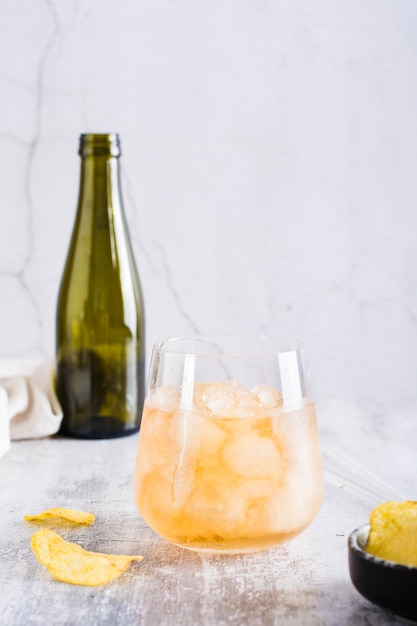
134 371 324 553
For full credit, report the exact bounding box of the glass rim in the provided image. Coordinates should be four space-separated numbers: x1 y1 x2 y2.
152 334 306 358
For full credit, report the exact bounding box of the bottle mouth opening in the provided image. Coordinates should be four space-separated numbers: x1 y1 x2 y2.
79 133 121 157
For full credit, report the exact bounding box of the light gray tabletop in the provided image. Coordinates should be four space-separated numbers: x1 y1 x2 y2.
0 403 413 626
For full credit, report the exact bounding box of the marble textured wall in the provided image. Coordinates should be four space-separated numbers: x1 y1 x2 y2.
1 0 417 412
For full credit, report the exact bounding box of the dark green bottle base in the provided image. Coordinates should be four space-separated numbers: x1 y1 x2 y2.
59 416 140 440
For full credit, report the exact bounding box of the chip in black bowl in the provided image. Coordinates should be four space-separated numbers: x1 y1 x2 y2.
348 524 417 622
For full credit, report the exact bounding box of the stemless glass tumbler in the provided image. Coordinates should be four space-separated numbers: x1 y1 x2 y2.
133 335 324 554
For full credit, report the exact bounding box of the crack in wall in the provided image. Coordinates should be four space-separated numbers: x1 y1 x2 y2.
0 133 31 147
13 0 61 356
122 161 204 337
122 167 157 273
152 239 201 334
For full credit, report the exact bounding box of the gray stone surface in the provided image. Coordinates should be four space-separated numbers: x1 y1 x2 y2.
0 433 408 625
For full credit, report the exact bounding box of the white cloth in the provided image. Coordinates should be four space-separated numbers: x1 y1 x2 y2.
0 359 63 459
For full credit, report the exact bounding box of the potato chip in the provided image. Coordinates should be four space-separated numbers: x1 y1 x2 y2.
24 507 95 526
30 529 143 586
366 500 417 566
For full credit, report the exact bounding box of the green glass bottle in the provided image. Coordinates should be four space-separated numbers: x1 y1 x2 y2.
56 133 145 438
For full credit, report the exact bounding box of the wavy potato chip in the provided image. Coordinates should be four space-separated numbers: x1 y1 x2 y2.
30 529 143 586
24 508 96 526
366 500 417 566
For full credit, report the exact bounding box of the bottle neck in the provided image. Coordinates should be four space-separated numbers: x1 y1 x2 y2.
78 154 121 198
77 143 123 218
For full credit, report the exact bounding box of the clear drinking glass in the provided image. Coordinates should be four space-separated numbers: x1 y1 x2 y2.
133 335 324 554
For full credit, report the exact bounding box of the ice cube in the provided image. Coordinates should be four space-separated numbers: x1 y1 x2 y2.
194 380 262 418
222 433 284 478
194 414 227 456
148 385 180 411
171 459 196 510
232 387 259 417
170 409 200 509
141 472 176 521
264 481 317 534
195 380 239 416
137 405 174 468
184 483 247 536
237 478 277 499
253 385 283 408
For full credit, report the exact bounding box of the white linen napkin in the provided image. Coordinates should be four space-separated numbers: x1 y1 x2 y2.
0 359 63 459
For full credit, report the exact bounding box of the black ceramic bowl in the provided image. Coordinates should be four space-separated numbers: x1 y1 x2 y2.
348 524 417 622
